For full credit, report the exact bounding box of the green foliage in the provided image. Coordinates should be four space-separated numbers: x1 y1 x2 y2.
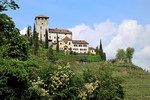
82 65 124 100
47 45 58 63
45 29 48 49
26 26 33 46
29 77 49 100
33 23 39 55
1 28 29 60
0 0 19 12
99 40 106 61
56 34 59 52
126 47 135 63
116 49 126 60
95 46 99 55
0 59 30 100
88 50 91 56
0 13 15 46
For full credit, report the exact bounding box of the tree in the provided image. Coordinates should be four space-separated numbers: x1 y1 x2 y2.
95 46 99 55
126 47 135 63
1 28 29 60
26 26 32 42
116 49 126 60
33 23 39 55
56 34 59 52
0 13 15 46
47 45 54 62
0 0 19 12
45 29 48 49
99 40 106 61
103 52 106 61
99 40 103 60
0 59 30 99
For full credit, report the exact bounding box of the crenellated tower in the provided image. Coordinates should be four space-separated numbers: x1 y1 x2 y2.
35 15 49 41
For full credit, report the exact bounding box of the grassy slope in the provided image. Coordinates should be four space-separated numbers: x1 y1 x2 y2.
33 49 150 100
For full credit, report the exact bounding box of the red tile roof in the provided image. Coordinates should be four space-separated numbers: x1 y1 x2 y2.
72 40 88 44
36 15 49 18
88 47 95 50
49 28 72 34
63 36 72 41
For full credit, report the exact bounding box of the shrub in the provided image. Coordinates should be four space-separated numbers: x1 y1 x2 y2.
0 59 30 100
81 65 124 100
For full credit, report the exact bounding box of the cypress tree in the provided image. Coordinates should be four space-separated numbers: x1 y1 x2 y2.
47 45 54 62
95 46 99 55
103 52 106 61
56 34 59 52
99 40 104 60
45 29 48 49
26 26 31 42
33 23 39 55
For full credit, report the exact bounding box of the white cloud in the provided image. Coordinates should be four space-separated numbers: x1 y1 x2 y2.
104 20 143 58
69 19 150 70
69 19 117 47
20 27 27 35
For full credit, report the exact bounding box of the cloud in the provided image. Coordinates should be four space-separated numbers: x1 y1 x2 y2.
69 19 150 70
69 19 117 47
20 27 27 35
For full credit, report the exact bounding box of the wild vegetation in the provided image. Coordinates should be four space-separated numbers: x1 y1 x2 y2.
0 1 150 100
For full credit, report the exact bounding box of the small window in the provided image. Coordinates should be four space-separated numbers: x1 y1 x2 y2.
65 33 67 35
79 45 82 47
69 42 71 45
40 26 42 29
49 36 51 38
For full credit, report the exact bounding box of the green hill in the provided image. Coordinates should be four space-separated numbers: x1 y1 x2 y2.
33 49 150 99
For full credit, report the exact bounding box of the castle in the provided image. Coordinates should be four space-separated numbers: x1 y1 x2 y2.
35 15 96 54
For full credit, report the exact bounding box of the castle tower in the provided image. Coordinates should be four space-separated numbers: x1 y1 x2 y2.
35 15 49 41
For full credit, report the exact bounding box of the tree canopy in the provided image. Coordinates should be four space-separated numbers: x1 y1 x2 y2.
0 0 19 12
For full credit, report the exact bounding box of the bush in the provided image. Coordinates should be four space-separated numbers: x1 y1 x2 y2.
0 59 30 100
80 65 124 100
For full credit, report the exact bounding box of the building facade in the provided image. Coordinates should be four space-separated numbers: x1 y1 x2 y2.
35 15 95 54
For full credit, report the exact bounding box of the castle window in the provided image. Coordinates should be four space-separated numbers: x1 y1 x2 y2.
65 33 67 35
83 45 87 47
40 26 42 29
69 42 71 45
49 36 51 38
60 43 62 45
79 45 82 47
74 45 77 47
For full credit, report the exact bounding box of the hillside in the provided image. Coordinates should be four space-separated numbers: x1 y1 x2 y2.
1 49 150 99
36 49 150 99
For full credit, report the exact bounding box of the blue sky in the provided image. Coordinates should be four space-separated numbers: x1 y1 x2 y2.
4 0 150 70
5 0 150 29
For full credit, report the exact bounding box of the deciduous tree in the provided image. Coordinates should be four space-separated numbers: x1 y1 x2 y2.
126 47 135 63
116 49 126 60
0 0 19 12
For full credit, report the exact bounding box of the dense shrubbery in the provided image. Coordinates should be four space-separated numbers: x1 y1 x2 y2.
0 59 30 100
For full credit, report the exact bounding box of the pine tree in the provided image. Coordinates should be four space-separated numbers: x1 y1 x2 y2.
56 34 59 52
33 23 39 55
26 26 32 46
45 29 48 49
